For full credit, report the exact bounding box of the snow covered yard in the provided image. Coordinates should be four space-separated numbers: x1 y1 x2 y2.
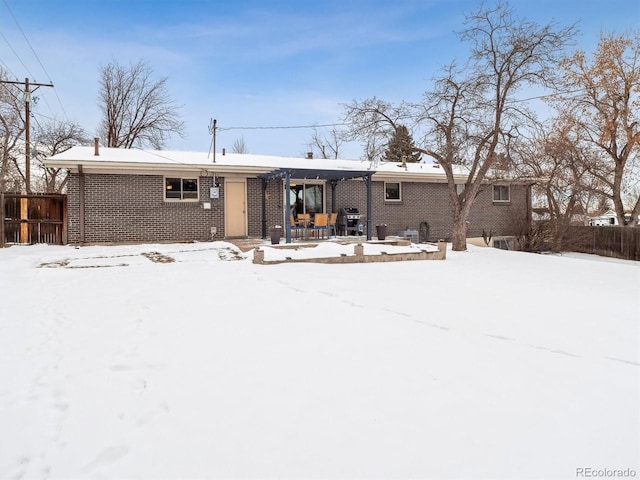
0 242 638 480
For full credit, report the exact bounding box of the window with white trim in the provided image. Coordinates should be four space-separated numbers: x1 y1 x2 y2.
385 182 401 201
493 185 510 202
493 238 512 250
165 177 199 201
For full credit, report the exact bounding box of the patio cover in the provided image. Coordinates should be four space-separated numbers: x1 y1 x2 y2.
259 167 374 243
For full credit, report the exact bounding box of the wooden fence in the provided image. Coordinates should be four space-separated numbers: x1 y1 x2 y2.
1 193 67 247
568 226 640 261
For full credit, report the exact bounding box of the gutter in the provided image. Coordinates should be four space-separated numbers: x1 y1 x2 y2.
42 160 276 177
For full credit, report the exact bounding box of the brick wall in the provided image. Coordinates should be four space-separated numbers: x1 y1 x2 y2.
67 172 528 244
247 178 284 238
334 180 528 241
67 173 226 244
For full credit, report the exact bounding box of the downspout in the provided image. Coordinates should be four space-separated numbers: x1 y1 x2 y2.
78 165 85 244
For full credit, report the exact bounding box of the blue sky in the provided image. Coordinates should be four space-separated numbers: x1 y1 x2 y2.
1 0 639 158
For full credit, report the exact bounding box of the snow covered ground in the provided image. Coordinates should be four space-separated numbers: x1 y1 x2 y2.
0 241 638 480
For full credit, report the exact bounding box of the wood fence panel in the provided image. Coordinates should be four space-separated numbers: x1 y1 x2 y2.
0 193 4 247
568 226 640 261
1 194 67 246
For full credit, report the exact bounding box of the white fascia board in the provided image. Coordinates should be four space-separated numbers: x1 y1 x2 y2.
42 160 273 177
371 171 467 183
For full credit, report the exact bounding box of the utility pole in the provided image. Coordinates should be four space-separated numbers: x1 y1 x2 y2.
208 118 217 163
0 77 54 193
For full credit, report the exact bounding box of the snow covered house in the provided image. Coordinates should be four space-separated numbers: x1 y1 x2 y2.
588 210 618 226
43 142 532 245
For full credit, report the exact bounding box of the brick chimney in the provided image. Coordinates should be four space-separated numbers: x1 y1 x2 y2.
94 138 100 156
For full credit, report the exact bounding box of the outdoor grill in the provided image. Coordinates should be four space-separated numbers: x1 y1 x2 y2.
337 207 363 236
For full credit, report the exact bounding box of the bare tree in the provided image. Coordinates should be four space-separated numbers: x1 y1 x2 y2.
1 68 89 193
514 119 605 250
307 126 345 159
552 32 640 226
344 2 575 250
362 135 386 166
32 121 88 192
0 68 25 192
231 136 248 154
98 59 185 149
344 97 410 165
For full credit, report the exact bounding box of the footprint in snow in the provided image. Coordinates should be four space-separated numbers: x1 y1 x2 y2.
81 446 129 474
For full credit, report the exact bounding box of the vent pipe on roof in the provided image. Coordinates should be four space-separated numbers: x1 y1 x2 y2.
94 138 100 156
307 152 313 159
222 148 226 156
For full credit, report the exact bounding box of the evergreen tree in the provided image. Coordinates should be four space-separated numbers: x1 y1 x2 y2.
383 125 421 163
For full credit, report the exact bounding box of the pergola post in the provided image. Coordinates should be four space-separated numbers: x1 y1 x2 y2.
284 171 292 243
261 178 267 239
365 174 373 240
330 180 338 212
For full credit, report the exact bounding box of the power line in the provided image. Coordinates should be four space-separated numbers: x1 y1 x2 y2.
511 88 584 103
1 0 69 121
2 0 51 82
0 30 35 79
0 56 17 78
31 110 63 122
219 122 347 131
216 89 583 133
218 90 585 133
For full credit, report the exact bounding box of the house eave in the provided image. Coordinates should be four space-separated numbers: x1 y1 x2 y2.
42 160 274 177
372 171 466 183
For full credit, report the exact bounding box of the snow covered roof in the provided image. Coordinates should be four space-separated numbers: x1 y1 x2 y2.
44 146 466 182
589 209 617 219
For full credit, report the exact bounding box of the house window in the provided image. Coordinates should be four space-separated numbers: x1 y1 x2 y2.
165 177 199 201
493 185 510 203
493 238 512 250
289 183 324 215
385 182 401 201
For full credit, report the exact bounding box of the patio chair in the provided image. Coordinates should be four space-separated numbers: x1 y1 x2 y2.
297 213 311 227
312 213 328 239
328 212 338 237
290 214 304 239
